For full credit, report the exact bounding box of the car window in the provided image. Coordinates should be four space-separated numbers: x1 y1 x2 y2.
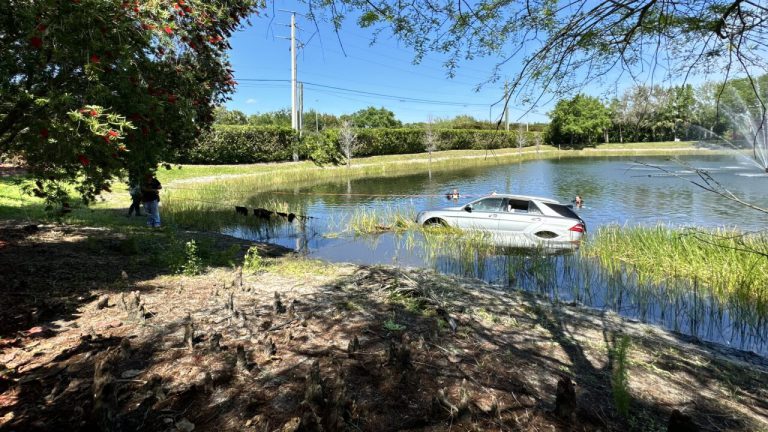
545 203 580 219
472 198 504 212
506 199 531 213
528 202 542 215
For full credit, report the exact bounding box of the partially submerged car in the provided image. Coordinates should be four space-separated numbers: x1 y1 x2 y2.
416 194 586 248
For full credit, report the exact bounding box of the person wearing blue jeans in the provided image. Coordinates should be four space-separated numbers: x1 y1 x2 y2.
141 173 162 228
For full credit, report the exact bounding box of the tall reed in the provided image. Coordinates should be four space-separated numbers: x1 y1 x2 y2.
583 225 768 309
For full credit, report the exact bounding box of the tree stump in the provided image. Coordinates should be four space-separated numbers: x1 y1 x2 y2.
554 375 577 419
263 338 276 356
274 292 286 314
387 339 411 369
183 315 194 351
209 332 222 352
225 292 235 313
235 344 248 371
92 348 120 431
304 360 324 406
347 336 360 358
668 409 698 432
287 300 297 318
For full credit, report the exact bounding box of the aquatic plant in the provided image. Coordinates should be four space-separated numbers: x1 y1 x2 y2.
583 225 768 308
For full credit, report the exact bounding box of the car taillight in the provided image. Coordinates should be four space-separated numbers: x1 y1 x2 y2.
569 223 585 233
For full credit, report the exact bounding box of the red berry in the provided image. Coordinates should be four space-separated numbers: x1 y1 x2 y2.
40 128 49 139
77 154 90 167
90 109 98 117
30 36 43 48
90 54 100 64
107 129 119 138
164 26 172 35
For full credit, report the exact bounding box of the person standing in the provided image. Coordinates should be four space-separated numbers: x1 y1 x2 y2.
141 173 162 228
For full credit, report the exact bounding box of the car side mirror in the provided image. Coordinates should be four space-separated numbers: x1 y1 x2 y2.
464 204 472 213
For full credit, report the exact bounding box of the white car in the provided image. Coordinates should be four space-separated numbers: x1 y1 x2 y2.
416 194 586 248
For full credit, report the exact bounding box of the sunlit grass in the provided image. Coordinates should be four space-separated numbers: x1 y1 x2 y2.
264 256 340 277
348 207 417 235
583 225 768 310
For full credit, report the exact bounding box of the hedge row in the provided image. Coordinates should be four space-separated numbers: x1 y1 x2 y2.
175 125 541 164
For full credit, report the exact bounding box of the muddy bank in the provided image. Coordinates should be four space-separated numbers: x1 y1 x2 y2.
0 223 766 431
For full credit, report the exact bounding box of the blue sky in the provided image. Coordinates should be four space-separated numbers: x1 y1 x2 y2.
223 3 721 125
225 5 552 124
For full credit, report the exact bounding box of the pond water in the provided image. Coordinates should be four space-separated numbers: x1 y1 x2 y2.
218 154 768 354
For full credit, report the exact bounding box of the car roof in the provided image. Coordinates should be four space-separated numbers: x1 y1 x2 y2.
476 194 560 204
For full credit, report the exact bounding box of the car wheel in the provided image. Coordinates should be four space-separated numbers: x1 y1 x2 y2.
423 218 447 227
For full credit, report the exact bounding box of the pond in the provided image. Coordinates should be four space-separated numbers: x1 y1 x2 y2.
192 154 768 354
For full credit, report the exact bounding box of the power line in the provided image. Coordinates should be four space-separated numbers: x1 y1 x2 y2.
239 78 492 107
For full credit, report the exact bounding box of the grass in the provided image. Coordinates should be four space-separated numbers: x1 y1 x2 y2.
611 335 632 417
583 225 768 312
348 207 417 235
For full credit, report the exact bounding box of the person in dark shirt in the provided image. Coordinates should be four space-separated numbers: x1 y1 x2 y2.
141 173 162 227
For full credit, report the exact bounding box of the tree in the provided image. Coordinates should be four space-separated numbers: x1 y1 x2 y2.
248 108 291 127
339 120 358 167
214 107 248 125
0 0 260 204
423 118 438 164
342 106 401 129
547 95 610 147
308 1 766 113
303 109 340 131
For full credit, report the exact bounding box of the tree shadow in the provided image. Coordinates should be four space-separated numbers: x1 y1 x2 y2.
0 222 290 338
1 237 766 431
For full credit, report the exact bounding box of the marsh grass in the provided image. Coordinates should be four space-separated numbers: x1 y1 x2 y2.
348 207 417 235
584 225 768 311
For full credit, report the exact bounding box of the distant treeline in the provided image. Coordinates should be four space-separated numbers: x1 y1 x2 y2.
548 74 768 146
175 125 543 164
214 106 547 132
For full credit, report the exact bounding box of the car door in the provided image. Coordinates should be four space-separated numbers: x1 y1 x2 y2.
497 199 544 233
456 197 504 231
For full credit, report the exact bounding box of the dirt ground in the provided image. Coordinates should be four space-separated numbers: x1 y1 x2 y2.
1 223 767 432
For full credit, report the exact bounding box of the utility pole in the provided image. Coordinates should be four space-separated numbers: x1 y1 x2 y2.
298 81 304 136
278 10 301 160
290 13 297 133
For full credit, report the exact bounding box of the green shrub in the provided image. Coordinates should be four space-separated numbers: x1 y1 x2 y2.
180 240 204 275
301 130 343 165
179 125 295 164
243 246 263 273
176 125 542 164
